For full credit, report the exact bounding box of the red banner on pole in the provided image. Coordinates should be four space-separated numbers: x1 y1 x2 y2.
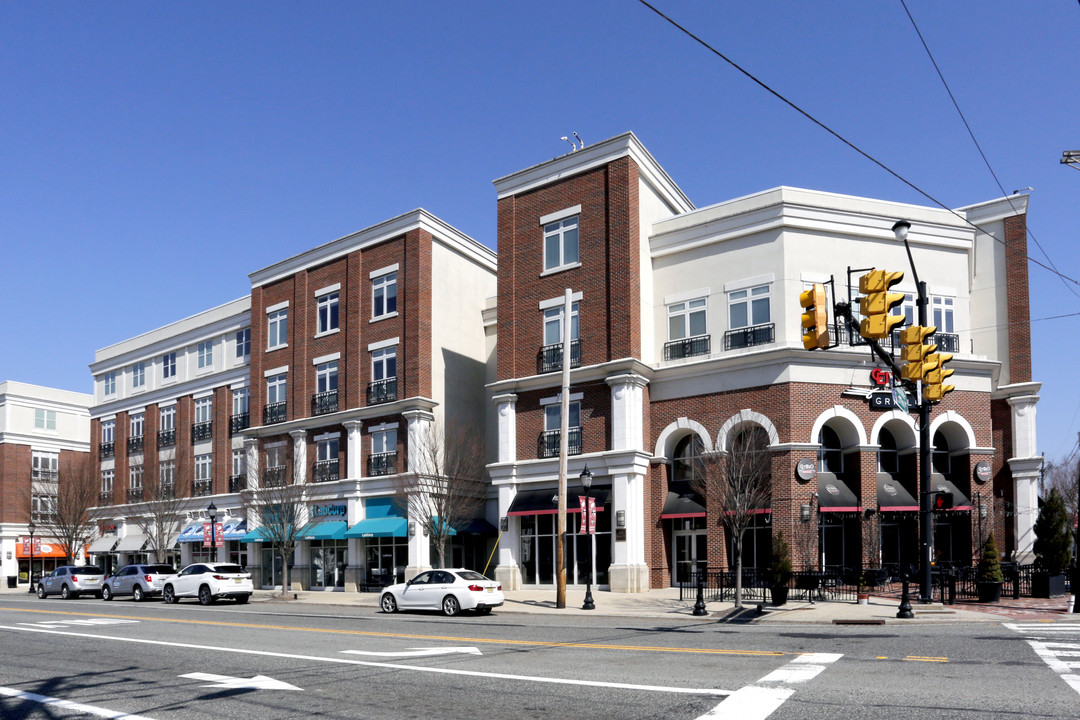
203 523 224 547
578 496 587 534
588 497 596 535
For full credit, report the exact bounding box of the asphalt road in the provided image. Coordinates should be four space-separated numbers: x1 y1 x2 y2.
0 593 1077 720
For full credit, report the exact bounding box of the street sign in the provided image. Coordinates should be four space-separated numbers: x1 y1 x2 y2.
869 391 895 410
893 386 909 413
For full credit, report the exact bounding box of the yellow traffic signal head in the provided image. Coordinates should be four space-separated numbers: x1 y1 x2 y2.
857 269 905 340
858 269 904 294
799 284 830 350
859 311 905 340
924 353 954 385
924 383 955 402
899 325 936 346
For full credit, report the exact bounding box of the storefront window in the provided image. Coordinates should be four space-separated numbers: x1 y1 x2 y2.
518 502 611 586
365 537 407 584
310 540 348 588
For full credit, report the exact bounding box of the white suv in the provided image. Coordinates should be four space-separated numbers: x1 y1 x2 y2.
161 563 253 605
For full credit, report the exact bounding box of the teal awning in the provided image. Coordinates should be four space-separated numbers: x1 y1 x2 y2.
238 526 278 543
345 516 407 538
299 521 348 541
365 496 406 518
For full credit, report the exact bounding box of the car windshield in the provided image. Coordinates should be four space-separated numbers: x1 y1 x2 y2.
145 565 175 574
454 571 488 581
213 565 245 574
75 566 103 574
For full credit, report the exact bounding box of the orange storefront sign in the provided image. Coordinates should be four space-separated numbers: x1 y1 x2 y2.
16 539 74 559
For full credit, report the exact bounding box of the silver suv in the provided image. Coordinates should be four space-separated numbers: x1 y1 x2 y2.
102 564 176 601
37 565 105 599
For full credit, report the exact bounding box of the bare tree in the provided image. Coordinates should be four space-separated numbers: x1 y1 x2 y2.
240 442 307 596
129 449 190 565
393 422 487 569
1046 453 1079 559
29 455 99 565
690 425 772 608
791 509 818 573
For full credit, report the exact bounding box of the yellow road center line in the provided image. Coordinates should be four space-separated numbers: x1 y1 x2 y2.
904 655 948 662
2 607 785 657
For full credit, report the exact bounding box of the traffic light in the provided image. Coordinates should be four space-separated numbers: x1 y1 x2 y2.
933 492 954 511
799 283 830 350
924 352 955 402
858 269 905 340
899 325 937 381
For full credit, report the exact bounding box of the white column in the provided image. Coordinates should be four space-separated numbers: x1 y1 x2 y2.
607 468 650 593
402 409 435 473
244 437 259 491
1006 386 1040 564
606 374 648 452
494 485 521 590
342 420 363 480
402 410 435 577
493 393 518 463
290 430 308 484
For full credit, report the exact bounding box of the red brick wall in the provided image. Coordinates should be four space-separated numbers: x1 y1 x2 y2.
0 443 30 522
513 381 611 460
1004 214 1031 384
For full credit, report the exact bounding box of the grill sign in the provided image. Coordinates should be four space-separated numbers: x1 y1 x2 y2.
974 461 991 484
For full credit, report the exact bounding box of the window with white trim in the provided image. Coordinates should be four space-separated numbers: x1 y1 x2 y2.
317 292 339 334
667 298 707 340
232 449 246 477
543 216 579 271
267 309 288 349
101 469 114 495
159 406 175 431
372 273 397 318
232 388 249 415
543 302 579 345
316 361 338 393
35 409 57 431
195 453 212 484
372 347 396 381
129 463 143 493
371 427 397 454
130 412 144 439
544 402 581 431
101 419 115 443
317 436 339 462
266 444 286 470
235 329 251 358
162 352 176 379
728 284 771 329
197 340 213 369
195 397 212 424
32 451 58 480
267 373 287 404
932 296 954 334
103 371 117 396
131 362 145 389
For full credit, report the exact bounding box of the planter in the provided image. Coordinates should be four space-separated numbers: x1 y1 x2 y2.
857 592 870 605
977 581 1002 603
770 585 789 606
1032 572 1067 599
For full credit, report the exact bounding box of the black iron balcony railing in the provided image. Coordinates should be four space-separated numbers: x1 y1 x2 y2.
32 470 59 483
263 466 286 487
836 322 961 356
127 436 144 454
157 429 175 448
127 487 143 502
263 402 287 425
193 479 213 497
98 491 114 505
367 378 398 405
368 452 397 476
538 427 583 459
229 474 246 493
723 323 775 351
230 412 249 434
538 340 582 374
314 458 340 483
99 442 115 459
312 391 339 415
160 482 175 500
192 421 213 443
664 335 711 361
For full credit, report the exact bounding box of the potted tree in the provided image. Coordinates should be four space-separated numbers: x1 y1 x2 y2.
1033 488 1072 598
976 533 1004 603
765 531 794 606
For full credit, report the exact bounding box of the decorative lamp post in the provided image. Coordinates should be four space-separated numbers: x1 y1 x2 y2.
207 502 218 562
580 465 595 611
27 519 36 594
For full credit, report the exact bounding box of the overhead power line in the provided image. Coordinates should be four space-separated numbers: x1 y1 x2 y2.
636 0 1080 291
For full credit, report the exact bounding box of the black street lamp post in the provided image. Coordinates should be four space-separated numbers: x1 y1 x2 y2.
580 466 595 610
27 520 36 594
207 502 217 561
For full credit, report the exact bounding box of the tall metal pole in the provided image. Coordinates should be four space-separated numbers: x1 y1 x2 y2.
556 289 572 609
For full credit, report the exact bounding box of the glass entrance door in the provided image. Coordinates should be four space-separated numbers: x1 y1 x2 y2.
672 529 707 585
260 548 284 588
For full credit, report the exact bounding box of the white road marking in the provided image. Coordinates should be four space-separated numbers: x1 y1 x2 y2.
180 672 302 691
342 646 482 658
696 652 843 720
1005 623 1080 697
0 684 159 719
0 624 729 696
19 618 139 629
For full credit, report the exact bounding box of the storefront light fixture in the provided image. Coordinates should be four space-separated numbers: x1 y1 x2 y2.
800 504 811 522
408 522 416 537
616 510 625 528
500 517 508 532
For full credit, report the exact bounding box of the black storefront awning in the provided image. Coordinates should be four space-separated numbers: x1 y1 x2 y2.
930 473 972 510
661 481 706 518
507 486 609 516
818 472 861 512
876 472 919 511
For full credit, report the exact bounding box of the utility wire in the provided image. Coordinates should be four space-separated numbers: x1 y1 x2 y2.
636 0 1080 291
898 0 1080 301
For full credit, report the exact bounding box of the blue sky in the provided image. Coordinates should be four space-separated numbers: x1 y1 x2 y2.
3 2 1078 462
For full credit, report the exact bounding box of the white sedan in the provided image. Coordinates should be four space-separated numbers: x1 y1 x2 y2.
380 569 503 616
161 562 253 605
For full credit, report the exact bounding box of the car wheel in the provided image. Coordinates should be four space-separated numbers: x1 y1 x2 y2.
198 585 215 606
102 585 113 601
380 593 398 613
476 607 492 616
36 584 46 599
163 585 177 604
132 585 144 602
60 585 72 600
441 595 460 617
235 594 249 605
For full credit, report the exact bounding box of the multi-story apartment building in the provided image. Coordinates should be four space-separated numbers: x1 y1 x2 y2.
89 210 497 591
487 132 1038 592
0 381 92 587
